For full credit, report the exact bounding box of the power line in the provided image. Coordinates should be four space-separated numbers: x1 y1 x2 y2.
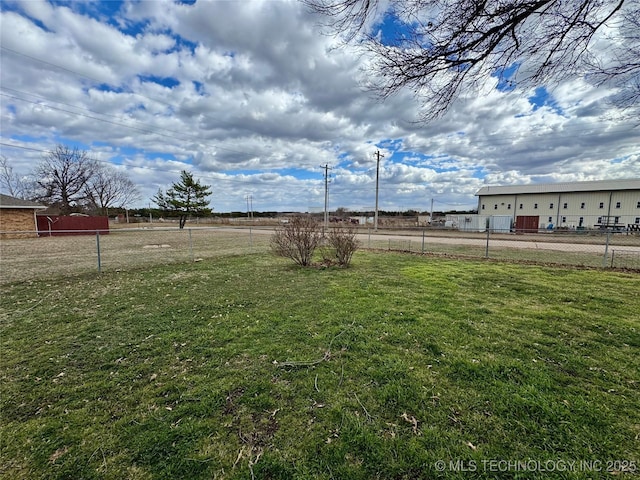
0 45 178 111
0 89 263 158
0 141 324 191
2 46 638 150
2 86 636 157
2 45 637 205
3 142 630 206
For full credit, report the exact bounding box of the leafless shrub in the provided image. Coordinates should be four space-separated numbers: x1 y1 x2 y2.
270 216 322 267
323 225 360 267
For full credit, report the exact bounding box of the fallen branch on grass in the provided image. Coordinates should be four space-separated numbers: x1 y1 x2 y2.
274 325 352 369
354 392 373 422
275 350 332 368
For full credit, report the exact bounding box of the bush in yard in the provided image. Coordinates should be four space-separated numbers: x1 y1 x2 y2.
323 225 360 267
271 215 322 267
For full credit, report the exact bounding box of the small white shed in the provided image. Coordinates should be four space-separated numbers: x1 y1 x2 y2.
489 215 513 233
458 215 489 232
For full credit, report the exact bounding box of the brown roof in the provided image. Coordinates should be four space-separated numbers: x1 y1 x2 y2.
0 193 47 209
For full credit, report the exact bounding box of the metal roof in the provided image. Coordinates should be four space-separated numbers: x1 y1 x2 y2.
0 193 47 209
475 178 640 196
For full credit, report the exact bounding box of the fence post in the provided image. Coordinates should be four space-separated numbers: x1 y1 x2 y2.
421 228 425 253
96 231 102 273
485 228 490 258
368 228 371 248
249 226 253 250
602 230 611 268
188 228 194 262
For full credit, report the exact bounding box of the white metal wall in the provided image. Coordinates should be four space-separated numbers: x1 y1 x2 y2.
478 190 640 228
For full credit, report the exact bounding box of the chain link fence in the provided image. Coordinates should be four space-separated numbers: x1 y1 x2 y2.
0 227 270 284
1 226 639 285
363 228 640 270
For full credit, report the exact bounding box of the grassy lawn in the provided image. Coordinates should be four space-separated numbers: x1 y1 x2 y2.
1 252 639 479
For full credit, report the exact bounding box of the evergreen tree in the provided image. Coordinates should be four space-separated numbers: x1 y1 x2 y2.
153 171 212 229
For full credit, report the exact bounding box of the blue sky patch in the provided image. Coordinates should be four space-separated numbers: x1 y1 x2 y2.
192 81 206 95
173 36 199 54
529 87 564 115
471 167 488 179
104 146 179 166
151 151 179 161
66 0 124 18
51 136 91 152
90 83 126 94
11 134 46 143
262 167 321 181
376 12 416 47
2 1 51 32
493 63 519 92
138 75 180 89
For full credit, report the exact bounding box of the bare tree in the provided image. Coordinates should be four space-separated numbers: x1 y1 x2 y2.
0 155 34 199
84 164 140 216
305 0 639 121
589 5 640 110
34 145 97 214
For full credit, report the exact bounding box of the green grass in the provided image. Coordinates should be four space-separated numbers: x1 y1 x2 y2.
1 252 639 479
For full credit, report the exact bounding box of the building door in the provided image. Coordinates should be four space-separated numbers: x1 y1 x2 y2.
515 216 539 233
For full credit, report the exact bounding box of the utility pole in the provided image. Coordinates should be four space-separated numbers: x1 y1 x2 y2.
322 164 331 232
374 150 384 231
245 194 253 220
430 198 434 224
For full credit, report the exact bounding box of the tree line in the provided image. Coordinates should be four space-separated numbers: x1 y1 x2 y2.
1 145 212 228
1 145 140 216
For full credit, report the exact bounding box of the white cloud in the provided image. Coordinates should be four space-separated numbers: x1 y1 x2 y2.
0 0 638 212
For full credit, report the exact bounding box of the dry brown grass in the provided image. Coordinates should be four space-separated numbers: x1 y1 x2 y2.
0 227 270 284
2 225 638 285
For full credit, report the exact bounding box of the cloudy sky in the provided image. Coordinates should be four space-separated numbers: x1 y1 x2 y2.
1 0 639 213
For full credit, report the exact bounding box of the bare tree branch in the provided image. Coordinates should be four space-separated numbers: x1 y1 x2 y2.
0 155 34 199
305 0 639 121
83 164 140 216
34 145 97 214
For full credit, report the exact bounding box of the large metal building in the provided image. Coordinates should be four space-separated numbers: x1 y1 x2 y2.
475 179 640 231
